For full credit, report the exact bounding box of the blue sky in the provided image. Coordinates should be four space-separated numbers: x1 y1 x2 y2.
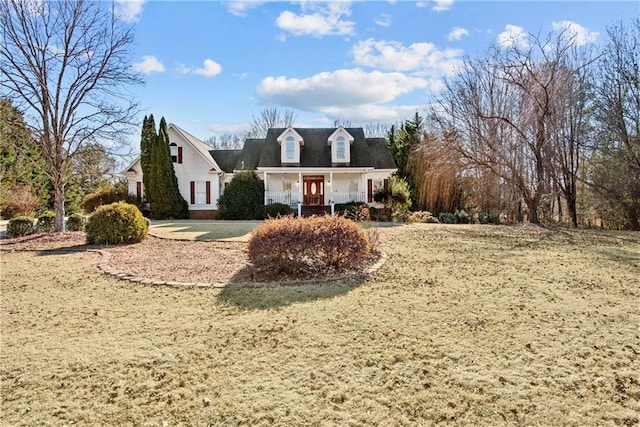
117 0 639 142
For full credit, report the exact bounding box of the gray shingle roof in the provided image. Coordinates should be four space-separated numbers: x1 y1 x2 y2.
209 149 242 173
212 128 396 170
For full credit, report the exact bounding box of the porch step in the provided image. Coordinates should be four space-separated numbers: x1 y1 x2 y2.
300 205 331 217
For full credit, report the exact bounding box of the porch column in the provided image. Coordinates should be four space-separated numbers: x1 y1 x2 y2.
363 172 368 204
329 172 334 215
263 171 268 205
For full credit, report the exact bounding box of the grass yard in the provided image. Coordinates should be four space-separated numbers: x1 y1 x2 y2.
1 224 639 426
149 220 262 241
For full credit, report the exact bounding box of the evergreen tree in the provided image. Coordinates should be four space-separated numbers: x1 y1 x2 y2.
0 99 49 217
139 115 156 206
149 117 188 219
387 112 423 207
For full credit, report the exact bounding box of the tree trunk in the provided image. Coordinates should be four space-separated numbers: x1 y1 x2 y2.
568 192 578 228
527 195 540 224
53 180 66 232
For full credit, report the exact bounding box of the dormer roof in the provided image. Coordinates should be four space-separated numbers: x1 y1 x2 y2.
327 127 354 145
276 127 304 145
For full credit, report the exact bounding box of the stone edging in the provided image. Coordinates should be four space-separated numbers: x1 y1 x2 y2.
1 241 388 289
94 249 388 289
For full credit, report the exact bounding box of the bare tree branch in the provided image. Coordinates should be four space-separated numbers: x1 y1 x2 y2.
0 0 142 231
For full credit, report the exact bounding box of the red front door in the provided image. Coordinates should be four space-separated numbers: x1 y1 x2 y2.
303 177 324 205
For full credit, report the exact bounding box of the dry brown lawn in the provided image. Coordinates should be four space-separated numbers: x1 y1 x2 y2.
1 224 639 426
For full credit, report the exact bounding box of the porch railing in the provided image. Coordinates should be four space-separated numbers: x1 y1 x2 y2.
265 191 367 206
265 191 297 206
331 191 366 204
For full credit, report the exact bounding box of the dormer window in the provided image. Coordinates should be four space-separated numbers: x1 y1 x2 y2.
328 127 354 164
277 128 304 164
336 136 346 160
285 136 295 161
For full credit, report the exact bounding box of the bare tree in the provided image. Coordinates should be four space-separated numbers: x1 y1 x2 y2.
0 0 142 231
246 107 297 138
588 19 640 229
431 30 590 224
364 122 390 138
205 134 243 150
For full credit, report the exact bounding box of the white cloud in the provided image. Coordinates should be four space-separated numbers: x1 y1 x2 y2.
433 0 454 12
256 69 428 112
225 1 266 17
194 59 223 77
177 59 223 78
497 24 530 49
448 26 469 41
375 13 392 28
276 2 355 38
351 39 462 76
415 0 454 11
114 0 146 23
319 104 425 123
551 20 599 46
132 56 165 74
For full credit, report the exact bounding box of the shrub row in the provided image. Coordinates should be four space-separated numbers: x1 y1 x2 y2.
438 210 471 224
248 215 372 281
258 203 294 219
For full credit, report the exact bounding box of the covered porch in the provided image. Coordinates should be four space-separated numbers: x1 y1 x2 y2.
260 168 372 216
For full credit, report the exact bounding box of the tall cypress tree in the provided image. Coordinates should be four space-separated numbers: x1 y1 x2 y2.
139 115 156 207
149 117 188 219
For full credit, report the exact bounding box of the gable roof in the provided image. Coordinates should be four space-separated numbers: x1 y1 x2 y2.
248 127 395 169
169 123 223 172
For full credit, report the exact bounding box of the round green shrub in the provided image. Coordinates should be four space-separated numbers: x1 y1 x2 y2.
261 203 294 219
217 171 265 220
86 202 147 244
454 209 471 224
248 215 372 280
438 212 456 224
66 213 87 231
7 216 35 237
479 212 501 225
36 211 56 233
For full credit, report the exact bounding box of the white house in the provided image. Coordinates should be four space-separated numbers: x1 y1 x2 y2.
124 124 397 218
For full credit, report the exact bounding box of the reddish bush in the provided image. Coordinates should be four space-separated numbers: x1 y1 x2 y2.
248 215 372 280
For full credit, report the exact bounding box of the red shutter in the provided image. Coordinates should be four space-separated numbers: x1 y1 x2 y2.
190 181 195 205
178 147 183 164
136 181 142 200
383 179 389 190
367 179 373 203
206 181 211 204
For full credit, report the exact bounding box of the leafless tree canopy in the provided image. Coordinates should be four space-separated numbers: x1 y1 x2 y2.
430 29 594 224
245 107 297 138
0 0 142 230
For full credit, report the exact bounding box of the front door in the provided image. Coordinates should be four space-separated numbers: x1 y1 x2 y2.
303 177 324 205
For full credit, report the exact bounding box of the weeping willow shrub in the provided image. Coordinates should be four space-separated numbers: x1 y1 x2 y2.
409 132 467 214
